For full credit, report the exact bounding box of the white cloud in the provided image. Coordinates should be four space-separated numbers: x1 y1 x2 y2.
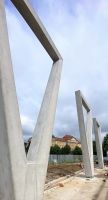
5 0 108 140
21 115 34 132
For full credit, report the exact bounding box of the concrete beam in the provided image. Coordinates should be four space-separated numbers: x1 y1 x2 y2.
75 90 94 178
93 118 104 169
10 0 62 62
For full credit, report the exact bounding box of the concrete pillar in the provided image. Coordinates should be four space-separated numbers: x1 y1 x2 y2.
75 90 94 178
93 118 104 168
0 0 62 199
27 60 62 200
0 1 27 200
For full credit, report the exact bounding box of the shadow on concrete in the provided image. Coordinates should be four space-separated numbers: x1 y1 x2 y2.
92 180 108 200
76 170 108 200
105 191 108 200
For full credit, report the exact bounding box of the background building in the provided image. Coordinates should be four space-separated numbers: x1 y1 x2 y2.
52 135 81 150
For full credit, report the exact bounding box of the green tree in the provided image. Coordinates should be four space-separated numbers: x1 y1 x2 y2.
50 145 61 154
61 144 71 155
102 134 108 156
72 146 82 155
93 141 97 155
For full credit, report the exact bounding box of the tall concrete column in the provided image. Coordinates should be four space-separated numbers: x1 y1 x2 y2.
0 1 27 200
93 118 104 169
0 0 62 199
75 90 94 178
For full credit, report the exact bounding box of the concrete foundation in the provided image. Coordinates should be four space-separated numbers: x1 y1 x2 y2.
0 0 62 200
93 118 104 169
75 90 94 178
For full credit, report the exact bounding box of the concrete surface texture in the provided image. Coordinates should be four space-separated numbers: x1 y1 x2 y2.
75 90 94 178
93 118 104 169
0 0 62 200
27 60 62 200
0 1 26 199
44 168 108 200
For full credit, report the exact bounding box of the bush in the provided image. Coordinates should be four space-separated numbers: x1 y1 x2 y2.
50 145 61 154
93 141 97 155
72 146 82 155
61 144 71 155
102 134 108 156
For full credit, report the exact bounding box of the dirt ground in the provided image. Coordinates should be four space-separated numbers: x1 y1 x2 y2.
46 163 82 183
44 168 108 200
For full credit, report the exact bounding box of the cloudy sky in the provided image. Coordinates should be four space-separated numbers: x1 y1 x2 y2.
5 0 108 140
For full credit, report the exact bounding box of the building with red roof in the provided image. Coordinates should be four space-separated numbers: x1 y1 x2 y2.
52 134 81 149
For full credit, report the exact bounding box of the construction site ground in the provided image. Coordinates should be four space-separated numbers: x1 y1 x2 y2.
46 163 82 183
44 167 108 200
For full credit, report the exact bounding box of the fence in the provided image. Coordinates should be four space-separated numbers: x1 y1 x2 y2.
49 155 98 164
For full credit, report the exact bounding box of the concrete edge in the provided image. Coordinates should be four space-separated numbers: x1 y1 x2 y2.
44 169 83 191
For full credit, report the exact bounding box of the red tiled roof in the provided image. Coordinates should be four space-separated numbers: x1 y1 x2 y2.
53 134 80 143
63 135 73 140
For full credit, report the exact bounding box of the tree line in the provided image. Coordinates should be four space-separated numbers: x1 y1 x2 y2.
50 144 82 155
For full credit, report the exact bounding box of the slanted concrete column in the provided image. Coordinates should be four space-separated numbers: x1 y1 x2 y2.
93 118 104 169
75 90 94 178
27 59 62 200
